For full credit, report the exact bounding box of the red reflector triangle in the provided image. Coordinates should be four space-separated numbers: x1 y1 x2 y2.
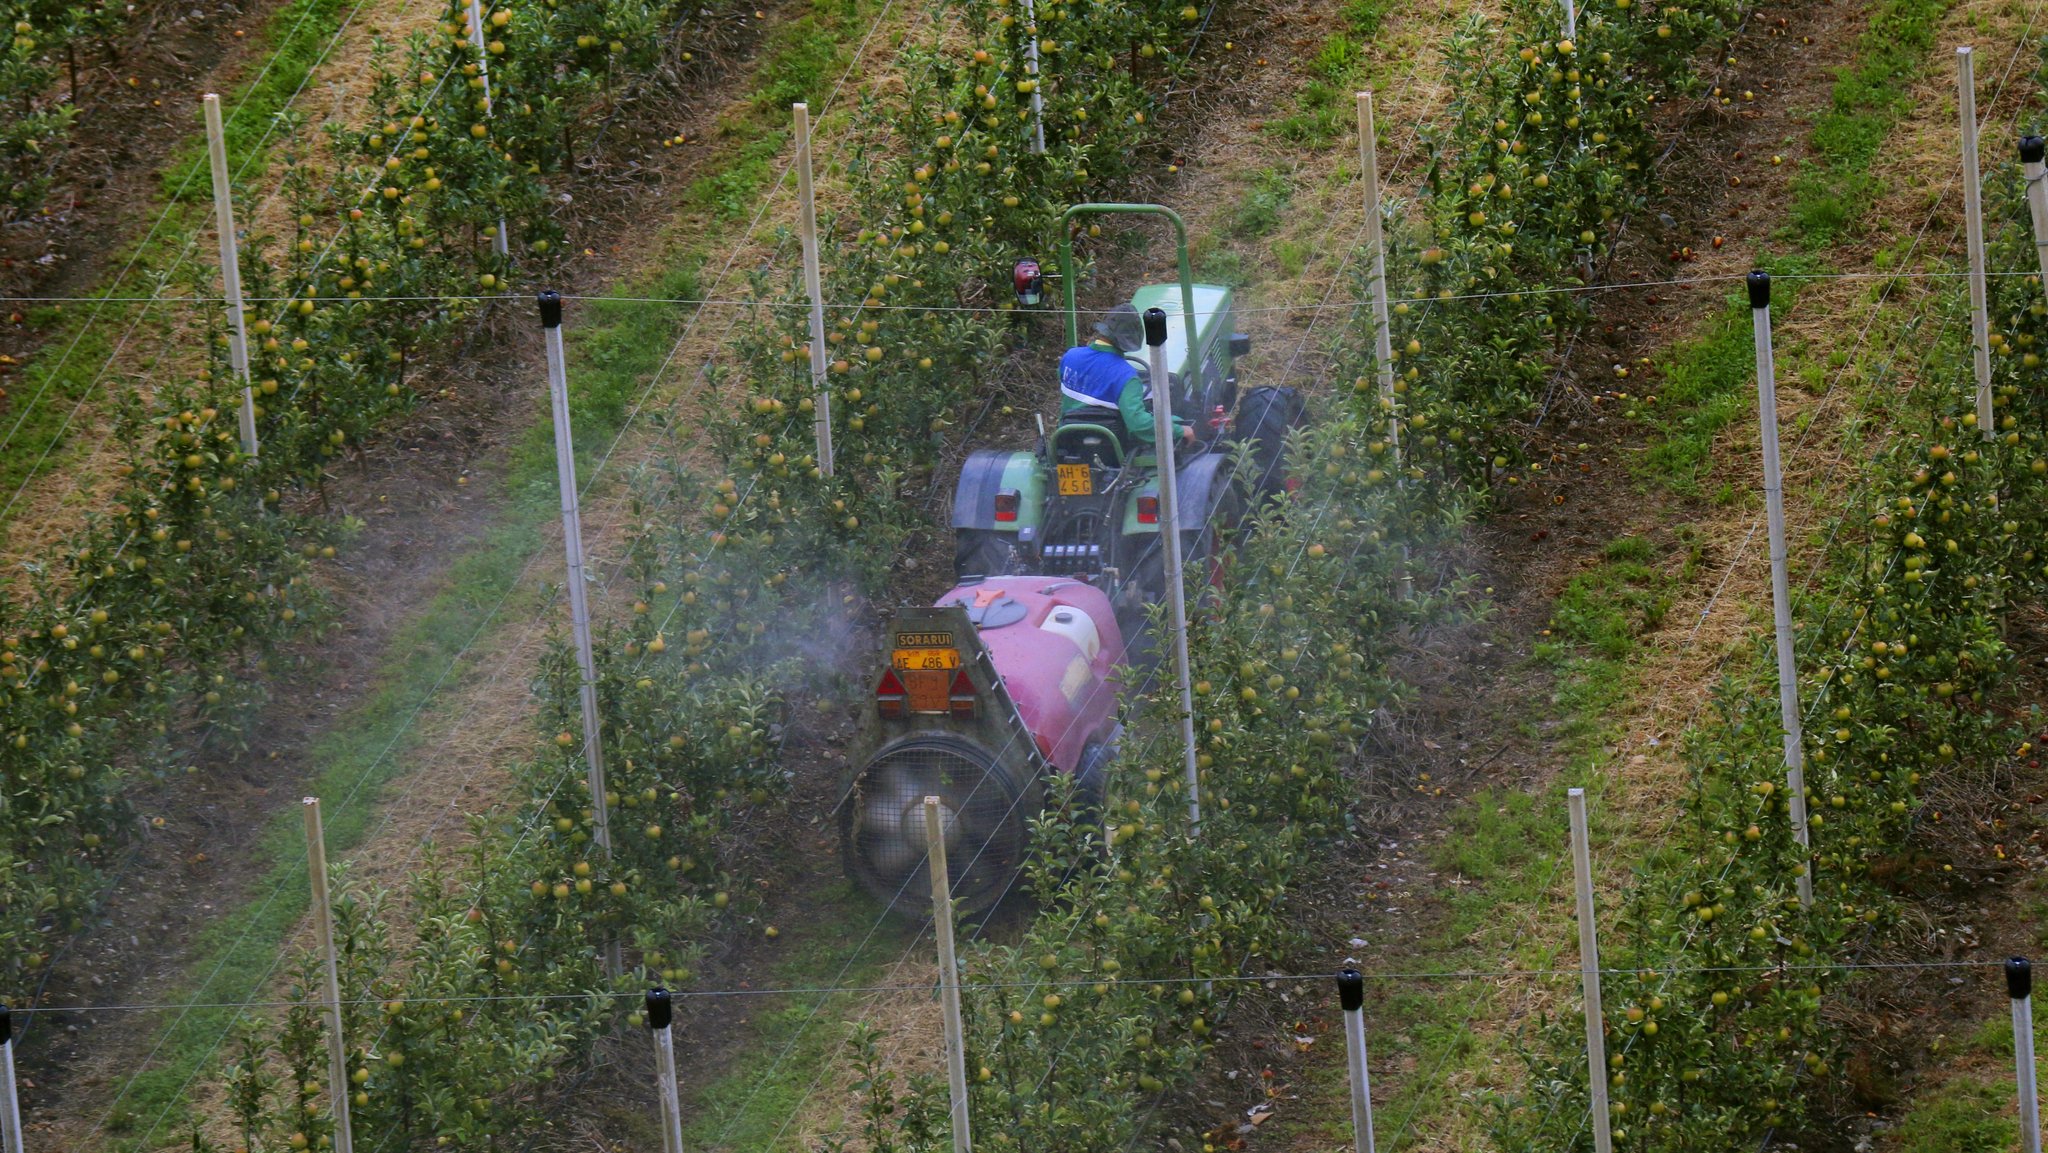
877 668 906 697
949 668 973 696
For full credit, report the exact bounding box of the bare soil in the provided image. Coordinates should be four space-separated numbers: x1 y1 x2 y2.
8 11 812 1145
0 0 295 325
22 0 2048 1143
1163 0 2048 1148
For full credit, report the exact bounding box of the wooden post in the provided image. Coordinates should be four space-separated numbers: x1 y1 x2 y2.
2013 959 2043 1153
1959 47 1995 440
1355 91 1399 471
2020 137 2048 298
465 0 509 258
1144 308 1200 830
1567 789 1612 1153
1748 271 1814 907
0 1002 22 1153
537 292 615 872
794 103 834 478
644 990 686 1153
924 798 973 1153
303 798 354 1153
1336 968 1376 1153
202 94 258 460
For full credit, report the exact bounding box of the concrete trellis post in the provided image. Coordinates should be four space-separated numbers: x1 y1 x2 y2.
1567 788 1611 1153
202 94 259 460
1355 91 1399 470
2020 137 2048 297
645 989 686 1153
1336 967 1376 1153
537 292 615 876
924 798 973 1153
1144 307 1200 830
1021 0 1046 154
1747 270 1814 907
794 103 834 478
464 0 509 258
1 1001 23 1153
2012 958 2043 1153
303 798 355 1153
1959 47 1995 440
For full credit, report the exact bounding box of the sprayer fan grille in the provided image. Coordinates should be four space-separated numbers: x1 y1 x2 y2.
849 736 1029 917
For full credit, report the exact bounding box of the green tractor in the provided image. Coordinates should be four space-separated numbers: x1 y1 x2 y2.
949 204 1303 645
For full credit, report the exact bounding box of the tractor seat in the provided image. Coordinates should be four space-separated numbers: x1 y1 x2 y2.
1053 413 1128 468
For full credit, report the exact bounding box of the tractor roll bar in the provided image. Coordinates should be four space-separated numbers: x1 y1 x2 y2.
1057 204 1198 353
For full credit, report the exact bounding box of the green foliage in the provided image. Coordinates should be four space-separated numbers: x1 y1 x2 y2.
688 131 784 219
1230 167 1294 238
1342 0 1386 37
194 0 1286 1142
159 0 357 201
1635 254 1819 495
0 0 118 215
1270 80 1350 145
1372 0 1737 488
1788 0 1954 244
1891 1078 2015 1153
0 0 769 1013
1438 788 1560 883
1499 100 2048 1151
703 0 1220 589
1539 537 1670 660
892 0 1751 1147
1266 0 1382 144
754 12 842 110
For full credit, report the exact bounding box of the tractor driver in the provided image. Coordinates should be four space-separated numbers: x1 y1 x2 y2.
1058 303 1194 455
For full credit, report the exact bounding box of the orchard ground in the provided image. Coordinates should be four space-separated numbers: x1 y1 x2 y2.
10 0 2048 1144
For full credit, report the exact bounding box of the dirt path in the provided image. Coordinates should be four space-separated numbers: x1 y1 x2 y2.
8 13 826 1147
0 0 461 573
549 0 2048 1142
1149 0 2048 1146
13 0 1029 1139
0 0 299 319
910 0 1873 1143
23 0 2024 1141
533 0 1598 1148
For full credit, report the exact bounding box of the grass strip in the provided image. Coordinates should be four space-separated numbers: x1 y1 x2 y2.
1787 0 1957 246
74 0 881 1126
0 0 356 550
96 270 695 1146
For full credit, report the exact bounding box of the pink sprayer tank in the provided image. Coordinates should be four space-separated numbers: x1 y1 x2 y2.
930 577 1124 773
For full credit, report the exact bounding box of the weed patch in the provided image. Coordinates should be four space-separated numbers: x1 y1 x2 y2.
1636 255 1818 495
1788 0 1955 245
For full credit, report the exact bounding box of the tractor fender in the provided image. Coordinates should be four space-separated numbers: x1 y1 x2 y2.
1121 450 1235 537
951 449 1043 532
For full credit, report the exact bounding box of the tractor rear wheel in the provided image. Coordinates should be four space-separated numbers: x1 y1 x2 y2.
1233 386 1306 500
1116 480 1244 665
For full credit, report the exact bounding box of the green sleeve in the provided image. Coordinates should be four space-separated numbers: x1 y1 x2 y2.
1117 375 1160 444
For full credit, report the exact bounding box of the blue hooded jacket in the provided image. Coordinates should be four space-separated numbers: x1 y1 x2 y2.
1058 339 1177 444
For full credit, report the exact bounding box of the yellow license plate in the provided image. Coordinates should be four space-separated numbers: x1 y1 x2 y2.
892 647 961 671
1057 463 1093 496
